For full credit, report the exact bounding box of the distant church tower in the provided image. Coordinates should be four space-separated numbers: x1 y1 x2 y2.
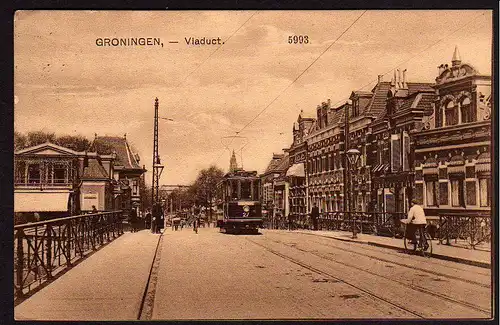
229 150 238 172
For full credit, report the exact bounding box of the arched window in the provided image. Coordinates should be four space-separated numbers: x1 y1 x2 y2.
460 97 475 123
445 100 458 126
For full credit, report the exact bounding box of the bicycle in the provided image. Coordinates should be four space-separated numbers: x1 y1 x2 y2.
402 221 433 257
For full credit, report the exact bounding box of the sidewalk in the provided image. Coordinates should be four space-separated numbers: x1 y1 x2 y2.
14 230 161 321
296 230 491 269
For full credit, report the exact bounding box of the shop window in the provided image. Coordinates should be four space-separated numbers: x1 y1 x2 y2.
479 178 491 207
425 180 438 207
445 101 458 126
439 182 449 206
466 181 476 206
451 178 464 207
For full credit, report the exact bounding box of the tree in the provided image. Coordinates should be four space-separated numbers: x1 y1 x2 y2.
25 130 56 147
14 131 27 150
55 135 92 152
191 165 224 222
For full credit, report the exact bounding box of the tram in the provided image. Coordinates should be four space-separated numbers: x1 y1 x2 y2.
216 169 262 234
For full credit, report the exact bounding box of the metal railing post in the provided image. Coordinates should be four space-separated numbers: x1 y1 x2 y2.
46 225 53 279
16 230 25 298
66 221 72 267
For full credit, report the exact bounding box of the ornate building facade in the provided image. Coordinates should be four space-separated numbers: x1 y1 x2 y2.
413 47 492 218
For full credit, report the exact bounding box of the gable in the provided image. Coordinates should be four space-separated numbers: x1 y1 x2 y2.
15 142 80 156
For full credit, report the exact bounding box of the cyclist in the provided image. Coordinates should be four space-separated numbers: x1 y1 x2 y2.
401 199 428 250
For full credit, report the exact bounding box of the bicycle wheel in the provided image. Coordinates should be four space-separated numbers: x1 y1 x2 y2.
403 225 416 254
422 232 433 257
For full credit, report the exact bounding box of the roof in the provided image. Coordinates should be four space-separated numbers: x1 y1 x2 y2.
82 158 109 179
363 81 392 117
407 83 434 95
264 155 284 174
274 154 290 173
92 136 141 169
328 105 346 126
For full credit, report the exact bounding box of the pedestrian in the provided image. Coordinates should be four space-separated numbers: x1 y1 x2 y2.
91 205 98 214
145 209 152 229
310 203 319 231
152 204 161 234
288 214 294 231
128 208 138 232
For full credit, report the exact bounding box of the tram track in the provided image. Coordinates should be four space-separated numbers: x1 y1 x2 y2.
247 236 491 317
296 231 491 276
274 232 490 288
246 237 426 319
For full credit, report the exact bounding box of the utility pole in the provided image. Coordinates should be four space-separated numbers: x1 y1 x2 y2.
152 98 164 209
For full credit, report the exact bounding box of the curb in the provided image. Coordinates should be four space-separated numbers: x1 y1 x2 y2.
296 231 491 269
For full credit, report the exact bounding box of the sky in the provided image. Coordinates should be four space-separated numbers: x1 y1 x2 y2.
14 10 493 186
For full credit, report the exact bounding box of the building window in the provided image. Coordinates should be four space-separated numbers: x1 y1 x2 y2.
460 97 475 123
479 178 491 207
466 181 476 206
28 164 41 184
425 180 438 206
439 182 449 206
391 134 401 172
445 101 458 126
451 178 464 207
402 132 410 171
132 180 138 196
53 164 67 184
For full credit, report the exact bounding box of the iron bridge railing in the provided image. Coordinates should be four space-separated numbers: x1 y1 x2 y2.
265 211 407 236
14 211 124 300
437 212 491 249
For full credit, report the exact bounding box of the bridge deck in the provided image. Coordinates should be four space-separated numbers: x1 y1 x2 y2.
15 230 161 321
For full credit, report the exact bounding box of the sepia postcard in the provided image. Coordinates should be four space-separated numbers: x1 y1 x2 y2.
13 10 494 321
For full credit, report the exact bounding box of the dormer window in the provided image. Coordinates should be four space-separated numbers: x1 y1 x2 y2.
445 100 458 126
460 97 475 123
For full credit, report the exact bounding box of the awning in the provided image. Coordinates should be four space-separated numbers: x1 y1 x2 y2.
15 192 70 212
286 164 305 177
476 163 491 172
447 165 465 174
423 167 438 175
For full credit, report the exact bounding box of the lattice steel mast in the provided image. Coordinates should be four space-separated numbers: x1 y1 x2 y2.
152 98 164 208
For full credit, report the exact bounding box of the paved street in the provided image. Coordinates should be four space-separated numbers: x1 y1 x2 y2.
154 227 490 320
15 227 492 321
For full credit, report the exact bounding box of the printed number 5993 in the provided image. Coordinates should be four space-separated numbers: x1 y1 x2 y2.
288 35 309 44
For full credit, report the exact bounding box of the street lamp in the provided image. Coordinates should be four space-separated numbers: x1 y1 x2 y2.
347 148 361 239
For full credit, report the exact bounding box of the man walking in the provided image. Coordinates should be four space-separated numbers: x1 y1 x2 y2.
310 203 319 231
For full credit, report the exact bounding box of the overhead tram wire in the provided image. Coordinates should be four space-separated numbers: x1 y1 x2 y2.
235 10 367 136
211 10 487 168
158 12 257 168
209 10 368 168
328 11 489 109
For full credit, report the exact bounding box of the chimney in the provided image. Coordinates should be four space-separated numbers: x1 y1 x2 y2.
397 69 402 88
402 69 408 89
327 98 331 107
438 64 445 75
378 75 384 83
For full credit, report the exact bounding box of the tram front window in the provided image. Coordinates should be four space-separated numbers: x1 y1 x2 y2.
241 180 251 199
231 180 238 200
